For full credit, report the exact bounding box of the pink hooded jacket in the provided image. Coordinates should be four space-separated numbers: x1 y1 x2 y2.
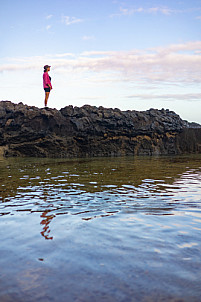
43 72 52 89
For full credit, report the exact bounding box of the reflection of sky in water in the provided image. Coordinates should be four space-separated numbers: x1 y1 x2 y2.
0 155 201 301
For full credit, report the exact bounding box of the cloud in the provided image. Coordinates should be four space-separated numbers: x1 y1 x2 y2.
62 15 83 25
81 50 118 56
147 7 172 15
73 41 201 84
52 53 75 58
152 40 201 53
82 35 95 41
111 5 201 17
46 25 51 30
126 93 201 102
118 7 143 15
46 14 53 20
1 41 201 85
111 6 175 17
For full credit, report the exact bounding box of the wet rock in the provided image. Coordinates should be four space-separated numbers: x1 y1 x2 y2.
0 100 201 157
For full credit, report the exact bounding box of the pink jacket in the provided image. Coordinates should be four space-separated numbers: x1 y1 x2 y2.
43 72 52 89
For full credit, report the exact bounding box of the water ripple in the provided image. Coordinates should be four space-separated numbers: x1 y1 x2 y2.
1 155 201 301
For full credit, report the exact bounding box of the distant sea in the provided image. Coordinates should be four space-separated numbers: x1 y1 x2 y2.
0 155 201 302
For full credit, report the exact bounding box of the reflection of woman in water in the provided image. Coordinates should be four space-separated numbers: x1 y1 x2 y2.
40 210 55 240
43 65 52 107
40 190 55 240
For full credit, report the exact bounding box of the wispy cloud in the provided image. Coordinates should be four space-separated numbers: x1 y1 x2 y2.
111 6 175 17
46 25 51 30
126 93 201 102
111 5 201 17
62 15 83 26
52 53 75 58
82 35 95 41
1 41 201 85
147 7 173 15
46 14 53 20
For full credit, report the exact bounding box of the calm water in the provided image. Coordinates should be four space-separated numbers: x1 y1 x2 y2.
0 155 201 302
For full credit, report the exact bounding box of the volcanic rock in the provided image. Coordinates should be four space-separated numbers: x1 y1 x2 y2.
0 101 201 157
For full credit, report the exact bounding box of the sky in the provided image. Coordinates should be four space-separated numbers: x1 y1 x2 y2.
1 0 201 123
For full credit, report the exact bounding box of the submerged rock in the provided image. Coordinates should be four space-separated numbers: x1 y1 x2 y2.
0 101 201 157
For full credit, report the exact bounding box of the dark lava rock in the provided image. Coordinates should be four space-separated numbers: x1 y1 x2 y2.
0 101 201 157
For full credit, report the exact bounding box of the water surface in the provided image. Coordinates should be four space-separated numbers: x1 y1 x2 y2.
0 155 201 301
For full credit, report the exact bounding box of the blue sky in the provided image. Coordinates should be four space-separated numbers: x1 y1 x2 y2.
1 0 201 123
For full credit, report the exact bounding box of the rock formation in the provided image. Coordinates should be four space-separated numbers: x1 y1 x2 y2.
0 101 201 157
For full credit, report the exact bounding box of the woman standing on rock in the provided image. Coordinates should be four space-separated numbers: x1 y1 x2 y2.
43 65 52 107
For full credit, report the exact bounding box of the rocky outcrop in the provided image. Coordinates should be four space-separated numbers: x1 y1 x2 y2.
0 101 201 157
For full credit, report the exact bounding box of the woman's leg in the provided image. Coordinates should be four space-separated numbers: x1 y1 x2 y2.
44 92 50 107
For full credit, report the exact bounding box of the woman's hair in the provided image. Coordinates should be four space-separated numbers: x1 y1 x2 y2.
44 65 50 72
